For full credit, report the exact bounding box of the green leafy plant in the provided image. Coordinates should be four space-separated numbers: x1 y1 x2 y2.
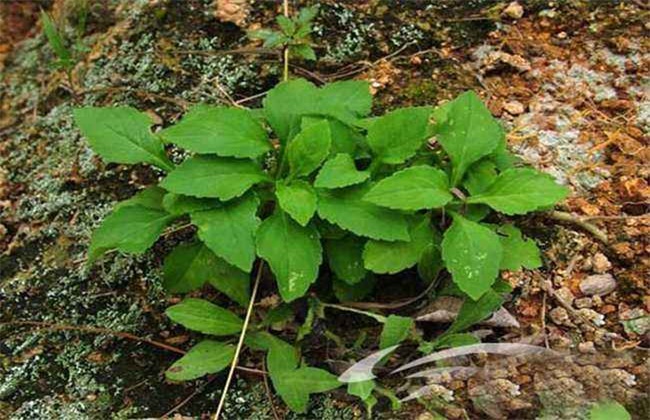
74 75 567 412
41 5 88 71
249 5 319 62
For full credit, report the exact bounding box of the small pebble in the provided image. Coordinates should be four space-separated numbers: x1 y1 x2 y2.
578 341 596 353
503 100 525 115
0 223 6 240
575 297 593 309
580 274 617 296
556 287 575 306
503 1 524 19
592 253 612 273
601 304 616 314
549 307 571 326
577 308 606 326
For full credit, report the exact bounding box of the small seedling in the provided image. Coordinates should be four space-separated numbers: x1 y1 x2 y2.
249 5 319 62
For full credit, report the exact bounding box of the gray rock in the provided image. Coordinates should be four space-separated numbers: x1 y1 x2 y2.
579 274 617 296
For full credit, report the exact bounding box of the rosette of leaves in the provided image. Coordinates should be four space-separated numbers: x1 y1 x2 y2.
74 78 567 412
249 5 320 61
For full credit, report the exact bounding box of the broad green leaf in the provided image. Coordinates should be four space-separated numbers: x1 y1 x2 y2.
379 315 413 349
160 156 268 200
366 107 432 164
165 340 234 381
435 91 502 186
73 107 173 171
496 224 542 271
467 168 569 215
165 298 243 336
445 289 503 335
314 153 369 189
163 243 250 306
297 5 319 24
363 165 452 210
316 185 409 241
333 275 376 302
272 368 341 413
115 186 166 211
418 243 443 282
328 119 364 156
162 193 218 215
318 80 372 124
348 380 375 401
88 205 175 264
441 214 502 300
463 160 497 195
590 400 631 420
263 79 320 143
287 120 331 178
256 211 322 302
324 235 366 285
160 106 271 158
266 335 299 374
191 194 260 272
363 217 433 274
276 15 296 35
263 79 371 144
275 180 317 226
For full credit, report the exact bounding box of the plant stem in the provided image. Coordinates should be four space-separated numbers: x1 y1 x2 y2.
546 210 609 244
321 302 387 323
213 261 264 420
282 0 290 81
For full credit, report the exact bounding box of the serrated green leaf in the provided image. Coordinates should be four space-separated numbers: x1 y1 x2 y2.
496 224 542 271
287 120 331 178
263 79 370 144
160 156 268 200
441 214 502 300
316 185 409 241
324 235 366 285
263 79 320 143
276 15 296 35
88 205 175 264
435 91 502 186
163 243 250 306
367 107 432 164
379 315 413 349
363 165 452 210
467 168 568 215
162 193 218 216
165 298 243 336
292 44 316 60
115 186 166 211
165 340 234 381
297 5 320 24
328 118 364 156
318 81 372 124
590 400 631 420
159 106 271 158
74 107 173 171
266 335 299 373
273 368 341 413
191 194 260 272
364 216 433 274
348 380 375 400
275 180 317 226
314 153 369 189
333 275 376 302
256 210 322 302
464 159 497 196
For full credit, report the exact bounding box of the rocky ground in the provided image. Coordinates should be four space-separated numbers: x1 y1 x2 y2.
0 1 648 419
